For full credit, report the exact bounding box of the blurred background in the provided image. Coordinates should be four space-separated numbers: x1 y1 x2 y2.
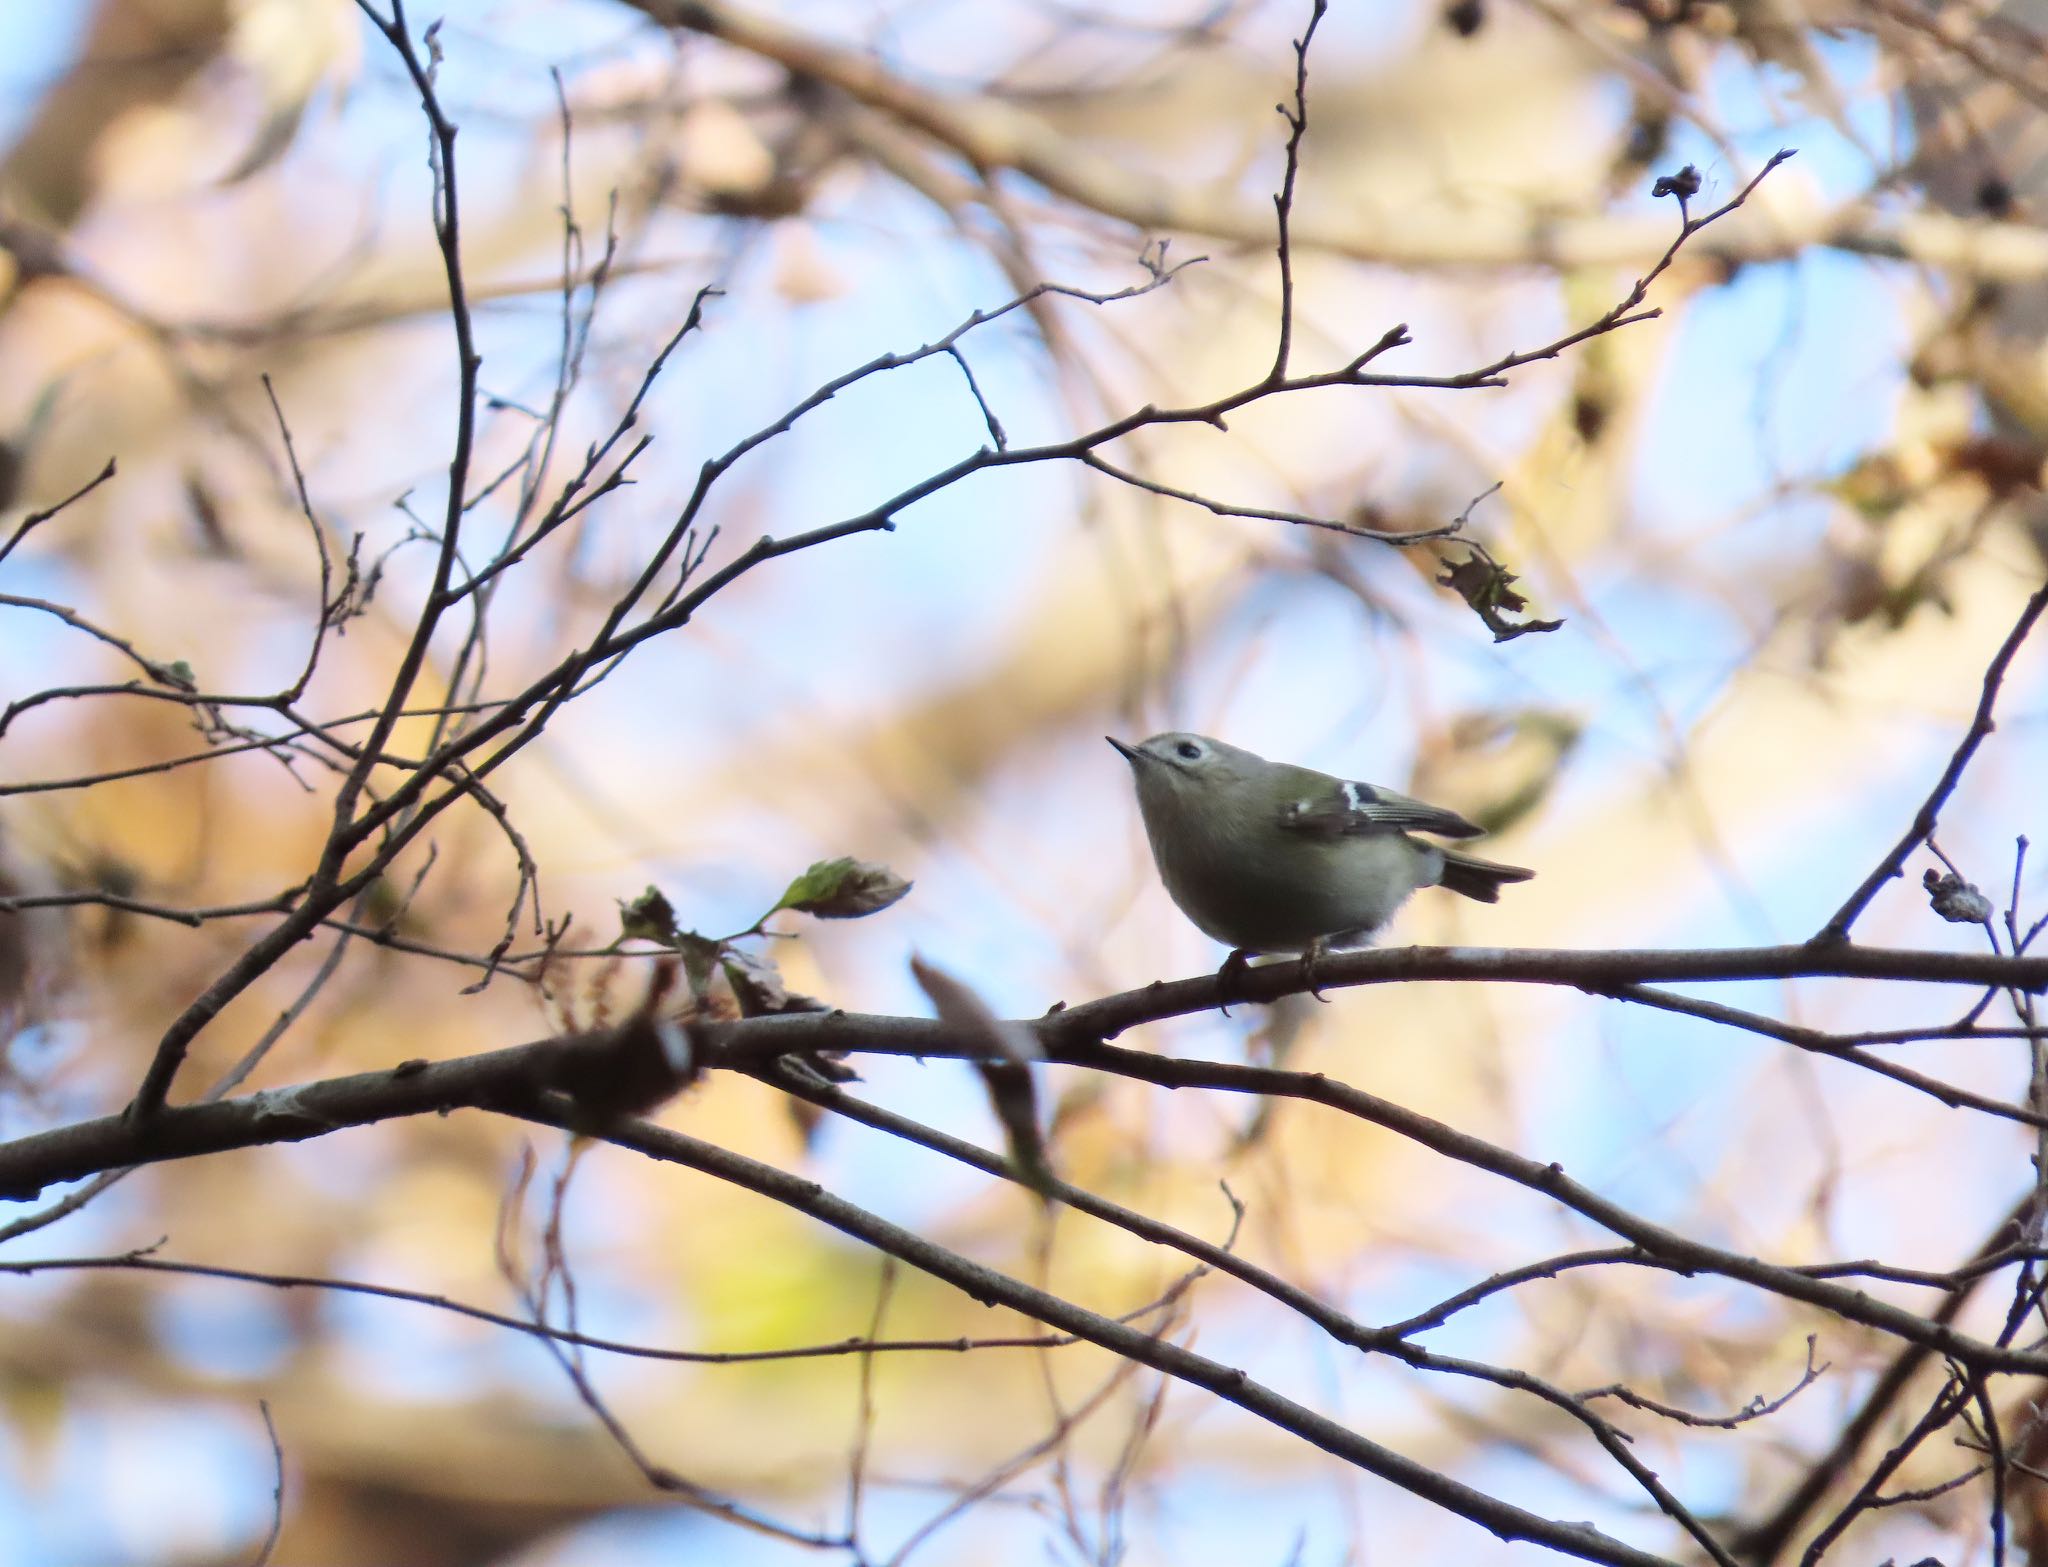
0 0 2045 1562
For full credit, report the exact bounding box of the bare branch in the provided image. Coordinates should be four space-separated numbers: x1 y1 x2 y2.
0 456 116 566
526 1092 1694 1567
1580 1336 1827 1431
1819 576 2048 943
250 1399 283 1567
1267 0 1328 381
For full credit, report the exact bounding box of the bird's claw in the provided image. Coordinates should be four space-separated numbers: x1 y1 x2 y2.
1300 938 1333 1003
1215 948 1254 1016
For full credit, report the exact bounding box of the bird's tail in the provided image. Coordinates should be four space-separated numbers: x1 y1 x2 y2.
1436 847 1535 904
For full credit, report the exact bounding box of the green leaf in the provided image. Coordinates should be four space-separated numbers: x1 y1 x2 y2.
617 885 679 945
773 857 912 919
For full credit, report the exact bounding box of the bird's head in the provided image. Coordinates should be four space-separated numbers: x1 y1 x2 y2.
1107 732 1264 820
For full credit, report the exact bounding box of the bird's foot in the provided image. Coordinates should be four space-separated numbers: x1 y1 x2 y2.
1215 948 1255 1016
1300 937 1334 1003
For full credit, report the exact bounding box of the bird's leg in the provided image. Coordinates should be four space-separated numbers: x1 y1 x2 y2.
1299 937 1334 1003
1215 948 1255 1016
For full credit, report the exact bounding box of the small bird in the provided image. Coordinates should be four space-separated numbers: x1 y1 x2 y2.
1108 732 1533 995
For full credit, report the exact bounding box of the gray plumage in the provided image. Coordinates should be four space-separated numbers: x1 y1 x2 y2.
1109 731 1533 956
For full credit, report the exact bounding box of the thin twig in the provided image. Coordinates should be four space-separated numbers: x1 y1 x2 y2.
0 457 116 567
1267 0 1328 381
767 1072 1739 1565
1798 1370 1975 1567
259 378 335 704
1580 1336 1827 1431
845 1261 896 1550
1818 576 2048 942
249 1399 284 1567
0 1247 1110 1361
1735 1190 2033 1560
527 1092 1690 1567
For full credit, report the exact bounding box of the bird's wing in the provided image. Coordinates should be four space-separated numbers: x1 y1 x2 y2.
1275 778 1484 839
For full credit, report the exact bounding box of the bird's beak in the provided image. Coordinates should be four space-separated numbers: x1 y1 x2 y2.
1105 736 1140 763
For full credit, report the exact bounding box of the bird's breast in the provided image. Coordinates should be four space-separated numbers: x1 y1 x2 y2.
1144 814 1437 952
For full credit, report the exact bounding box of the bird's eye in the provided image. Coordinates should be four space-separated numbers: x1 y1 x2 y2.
1175 740 1203 761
